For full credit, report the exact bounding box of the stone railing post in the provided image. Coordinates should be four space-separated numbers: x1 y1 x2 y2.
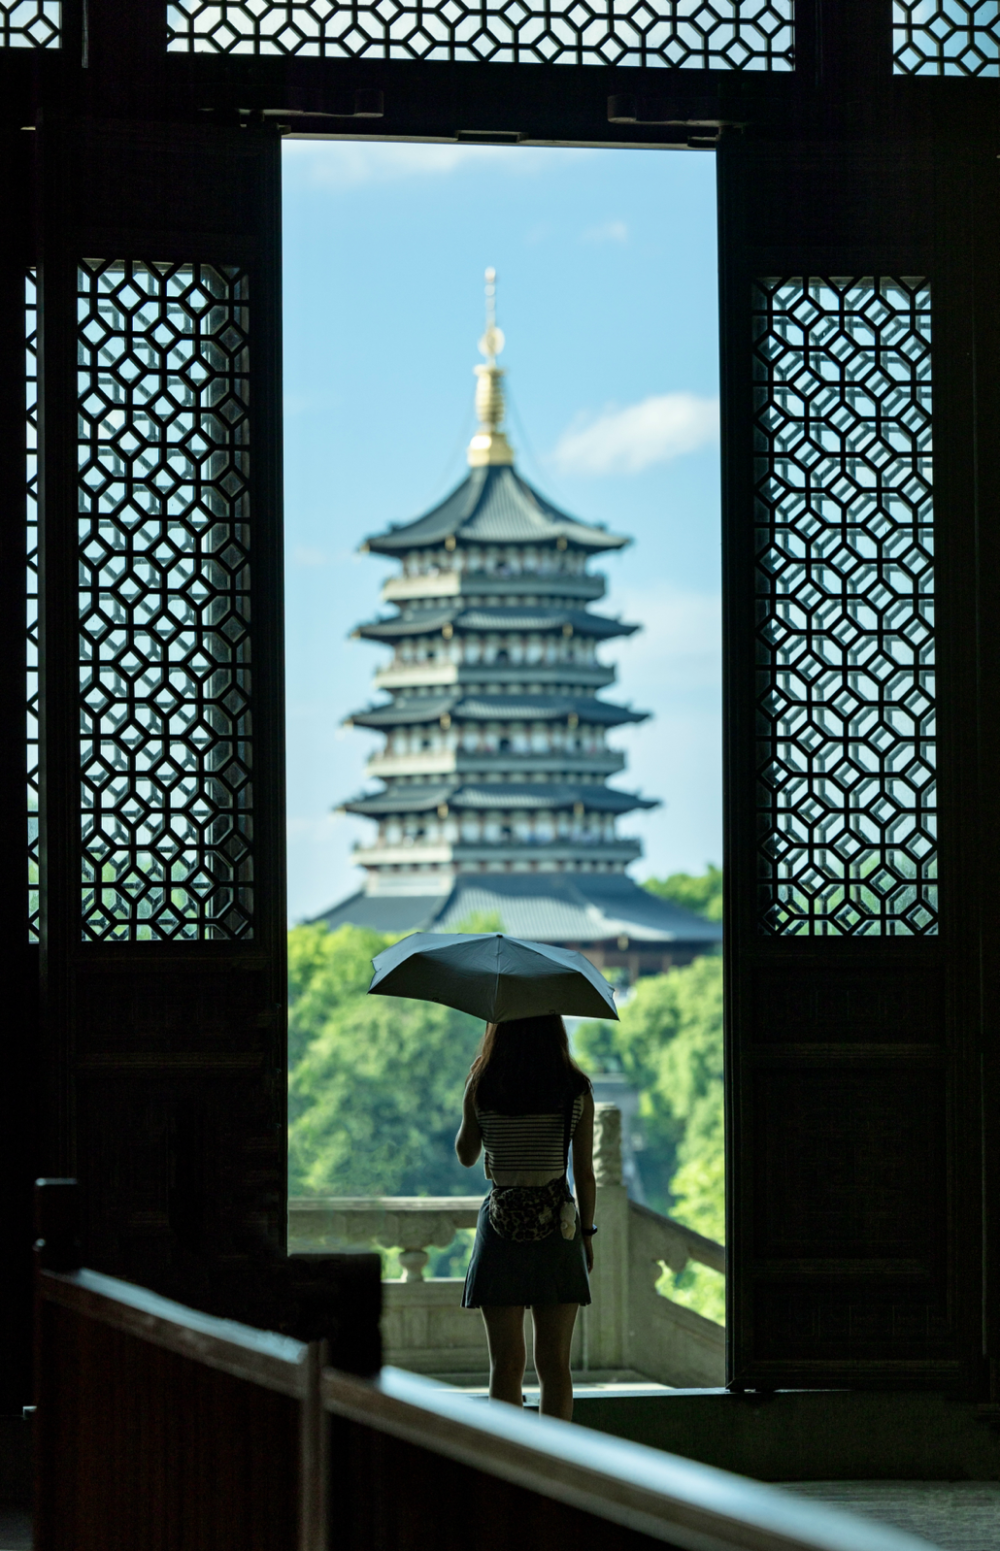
586 1102 629 1371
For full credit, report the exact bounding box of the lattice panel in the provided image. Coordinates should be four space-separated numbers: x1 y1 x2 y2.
26 272 39 941
77 260 254 941
166 0 793 67
893 0 1000 74
753 277 937 937
0 0 59 45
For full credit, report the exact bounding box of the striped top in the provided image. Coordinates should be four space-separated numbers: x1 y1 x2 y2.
476 1094 587 1187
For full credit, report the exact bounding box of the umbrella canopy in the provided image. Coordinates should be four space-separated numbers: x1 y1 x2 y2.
368 932 619 1023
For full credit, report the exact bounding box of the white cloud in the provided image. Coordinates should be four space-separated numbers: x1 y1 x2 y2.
282 139 557 191
551 392 719 475
612 583 721 696
292 545 329 567
582 219 628 244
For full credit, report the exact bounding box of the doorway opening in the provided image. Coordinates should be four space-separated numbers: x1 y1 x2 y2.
281 139 725 1378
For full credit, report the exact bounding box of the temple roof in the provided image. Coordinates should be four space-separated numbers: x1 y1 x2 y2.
341 781 658 817
362 465 629 555
312 872 722 948
354 605 637 642
346 692 648 729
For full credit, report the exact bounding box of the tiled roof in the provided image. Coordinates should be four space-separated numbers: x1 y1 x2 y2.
312 891 445 935
459 608 635 638
342 782 658 817
451 784 656 814
310 873 722 947
364 465 628 554
355 610 454 640
456 694 646 725
347 693 648 729
342 784 454 815
347 695 456 727
355 605 637 642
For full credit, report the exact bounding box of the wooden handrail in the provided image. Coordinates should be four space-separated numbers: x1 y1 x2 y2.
321 1366 936 1551
35 1263 938 1551
39 1268 312 1397
35 1264 329 1551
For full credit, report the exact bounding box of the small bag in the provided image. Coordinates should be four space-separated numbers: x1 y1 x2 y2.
487 1098 578 1244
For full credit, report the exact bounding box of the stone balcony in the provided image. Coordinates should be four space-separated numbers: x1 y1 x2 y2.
365 750 627 779
289 1104 724 1388
381 571 607 603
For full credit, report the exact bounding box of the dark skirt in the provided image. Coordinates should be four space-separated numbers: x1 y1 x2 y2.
462 1196 591 1309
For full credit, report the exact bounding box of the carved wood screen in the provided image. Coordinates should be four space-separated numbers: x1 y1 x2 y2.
719 131 991 1391
165 0 795 67
0 124 38 1410
37 118 288 1293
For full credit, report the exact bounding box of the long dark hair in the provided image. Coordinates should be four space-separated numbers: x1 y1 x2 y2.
468 1016 591 1114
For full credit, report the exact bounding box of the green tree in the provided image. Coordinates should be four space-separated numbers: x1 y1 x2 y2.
643 863 723 921
287 924 484 1198
288 922 390 1067
451 910 505 933
575 956 723 1209
574 956 725 1322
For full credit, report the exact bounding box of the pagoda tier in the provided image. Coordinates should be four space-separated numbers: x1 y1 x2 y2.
346 692 647 729
362 462 624 557
335 281 662 896
346 692 641 784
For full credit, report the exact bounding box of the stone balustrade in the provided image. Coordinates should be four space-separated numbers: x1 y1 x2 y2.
288 1104 725 1387
288 1197 482 1282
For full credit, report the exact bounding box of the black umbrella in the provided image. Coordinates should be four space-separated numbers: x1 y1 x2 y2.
368 931 619 1023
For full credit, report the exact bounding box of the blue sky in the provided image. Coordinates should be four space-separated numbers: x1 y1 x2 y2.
282 139 721 924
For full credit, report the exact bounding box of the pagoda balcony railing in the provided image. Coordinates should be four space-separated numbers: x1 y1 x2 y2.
375 663 458 689
382 572 607 602
288 1104 724 1389
353 839 643 866
365 751 626 778
374 664 617 691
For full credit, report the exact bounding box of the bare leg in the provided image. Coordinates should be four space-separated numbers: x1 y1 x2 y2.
481 1305 527 1407
531 1303 578 1421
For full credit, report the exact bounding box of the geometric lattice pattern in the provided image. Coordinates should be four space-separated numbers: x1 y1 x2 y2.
26 271 39 942
77 260 253 941
0 0 59 46
166 0 793 67
753 277 937 937
893 0 1000 74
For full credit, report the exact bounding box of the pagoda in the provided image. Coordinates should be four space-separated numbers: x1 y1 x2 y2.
315 272 721 980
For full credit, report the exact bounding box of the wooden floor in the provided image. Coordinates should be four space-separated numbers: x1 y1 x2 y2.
786 1482 1000 1550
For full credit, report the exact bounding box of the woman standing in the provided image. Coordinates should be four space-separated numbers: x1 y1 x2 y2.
455 1015 596 1421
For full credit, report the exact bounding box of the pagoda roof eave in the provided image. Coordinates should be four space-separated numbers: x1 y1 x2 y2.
341 782 659 816
354 606 639 642
362 464 629 554
345 693 649 729
311 873 723 947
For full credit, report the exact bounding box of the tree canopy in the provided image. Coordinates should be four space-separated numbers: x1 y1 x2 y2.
573 952 725 1322
288 924 483 1197
642 863 723 921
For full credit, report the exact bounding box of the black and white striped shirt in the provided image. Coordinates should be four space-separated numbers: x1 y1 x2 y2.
476 1095 586 1186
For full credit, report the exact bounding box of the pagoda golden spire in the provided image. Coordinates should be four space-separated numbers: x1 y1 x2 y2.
467 266 515 467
